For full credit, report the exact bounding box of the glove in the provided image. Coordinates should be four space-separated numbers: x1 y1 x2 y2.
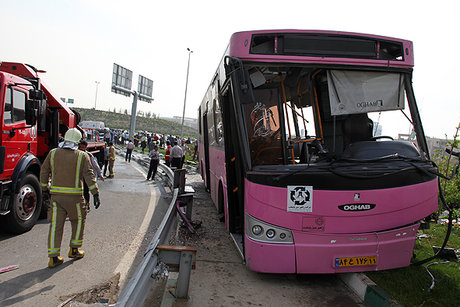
93 193 101 209
42 190 50 203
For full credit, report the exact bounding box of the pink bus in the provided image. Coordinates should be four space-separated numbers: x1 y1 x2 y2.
198 30 438 273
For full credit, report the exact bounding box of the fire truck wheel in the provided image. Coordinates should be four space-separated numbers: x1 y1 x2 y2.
3 173 42 234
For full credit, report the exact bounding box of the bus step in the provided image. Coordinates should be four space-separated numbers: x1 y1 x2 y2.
230 232 244 261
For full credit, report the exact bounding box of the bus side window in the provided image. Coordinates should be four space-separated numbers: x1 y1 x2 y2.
4 87 12 124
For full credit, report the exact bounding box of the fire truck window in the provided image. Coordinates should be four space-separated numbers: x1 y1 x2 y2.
4 87 12 124
13 89 26 122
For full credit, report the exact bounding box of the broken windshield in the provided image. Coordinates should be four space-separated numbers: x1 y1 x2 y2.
241 66 418 167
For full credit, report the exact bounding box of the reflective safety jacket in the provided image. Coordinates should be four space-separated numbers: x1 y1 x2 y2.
108 145 116 161
40 148 99 196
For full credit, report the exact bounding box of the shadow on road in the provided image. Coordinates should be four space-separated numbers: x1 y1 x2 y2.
0 261 73 306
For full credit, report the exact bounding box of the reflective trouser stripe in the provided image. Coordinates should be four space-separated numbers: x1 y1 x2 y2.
72 202 83 246
48 248 60 255
88 183 98 191
48 202 58 256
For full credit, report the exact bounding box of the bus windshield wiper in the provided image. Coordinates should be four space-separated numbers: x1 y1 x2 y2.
334 153 426 163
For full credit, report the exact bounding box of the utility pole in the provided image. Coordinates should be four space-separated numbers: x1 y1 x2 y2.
94 81 100 109
181 48 193 139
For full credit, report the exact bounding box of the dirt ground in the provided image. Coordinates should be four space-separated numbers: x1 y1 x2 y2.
172 168 362 307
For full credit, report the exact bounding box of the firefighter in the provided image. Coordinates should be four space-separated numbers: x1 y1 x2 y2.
107 141 116 178
40 128 101 268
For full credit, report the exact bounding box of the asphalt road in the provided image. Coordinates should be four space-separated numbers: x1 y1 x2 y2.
0 149 364 306
0 158 169 306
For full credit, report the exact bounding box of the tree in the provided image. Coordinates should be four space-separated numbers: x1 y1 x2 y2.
435 124 460 217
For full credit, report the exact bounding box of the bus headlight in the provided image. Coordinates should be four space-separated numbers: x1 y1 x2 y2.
266 229 276 239
246 213 293 244
252 225 263 236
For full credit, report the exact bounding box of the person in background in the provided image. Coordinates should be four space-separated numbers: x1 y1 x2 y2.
126 139 134 163
170 141 183 168
78 140 104 206
147 145 160 180
107 142 116 178
40 128 101 268
141 135 147 153
103 143 109 176
180 139 189 169
148 138 155 153
165 141 172 167
192 138 198 160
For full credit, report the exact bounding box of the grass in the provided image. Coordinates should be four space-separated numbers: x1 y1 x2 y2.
366 223 460 307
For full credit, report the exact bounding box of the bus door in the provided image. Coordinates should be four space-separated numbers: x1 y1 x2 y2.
221 83 245 234
202 108 211 192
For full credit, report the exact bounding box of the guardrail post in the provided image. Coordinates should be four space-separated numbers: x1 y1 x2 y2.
157 245 197 299
176 250 195 298
173 169 186 194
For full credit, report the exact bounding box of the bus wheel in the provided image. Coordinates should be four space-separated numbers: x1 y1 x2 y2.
3 173 42 234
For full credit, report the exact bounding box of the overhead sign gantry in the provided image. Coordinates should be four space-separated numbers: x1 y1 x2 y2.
112 63 153 137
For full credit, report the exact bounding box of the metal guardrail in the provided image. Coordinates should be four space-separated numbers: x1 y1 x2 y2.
115 163 178 307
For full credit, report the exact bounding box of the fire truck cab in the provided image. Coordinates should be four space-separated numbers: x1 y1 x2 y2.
0 61 103 234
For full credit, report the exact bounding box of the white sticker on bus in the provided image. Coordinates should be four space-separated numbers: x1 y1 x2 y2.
287 186 313 212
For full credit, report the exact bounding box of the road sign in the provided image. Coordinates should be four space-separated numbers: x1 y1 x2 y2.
112 63 133 97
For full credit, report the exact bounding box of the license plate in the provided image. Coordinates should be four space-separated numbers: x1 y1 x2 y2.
335 256 377 267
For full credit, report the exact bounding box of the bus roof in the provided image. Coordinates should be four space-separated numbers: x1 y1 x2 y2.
229 30 413 68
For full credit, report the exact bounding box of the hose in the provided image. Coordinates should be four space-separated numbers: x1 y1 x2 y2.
425 261 450 292
413 179 454 266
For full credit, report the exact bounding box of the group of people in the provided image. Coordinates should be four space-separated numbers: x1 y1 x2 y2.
123 136 192 181
166 139 188 169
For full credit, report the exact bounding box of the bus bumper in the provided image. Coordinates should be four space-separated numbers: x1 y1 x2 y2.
245 223 419 273
245 237 296 273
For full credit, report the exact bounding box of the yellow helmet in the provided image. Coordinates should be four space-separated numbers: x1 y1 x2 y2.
64 128 82 144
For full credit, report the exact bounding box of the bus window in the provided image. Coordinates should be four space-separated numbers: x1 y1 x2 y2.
243 88 282 166
213 99 223 145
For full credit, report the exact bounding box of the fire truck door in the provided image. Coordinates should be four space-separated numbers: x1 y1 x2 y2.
2 87 31 177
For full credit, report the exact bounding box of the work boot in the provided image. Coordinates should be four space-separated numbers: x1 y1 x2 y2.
48 256 64 268
68 248 85 259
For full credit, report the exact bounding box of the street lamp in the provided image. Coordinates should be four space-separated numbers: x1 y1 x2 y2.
94 81 100 109
181 48 193 139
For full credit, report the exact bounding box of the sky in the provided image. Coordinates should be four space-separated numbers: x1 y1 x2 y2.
1 0 459 139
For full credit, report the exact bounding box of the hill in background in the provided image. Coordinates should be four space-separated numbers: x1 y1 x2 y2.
72 107 198 138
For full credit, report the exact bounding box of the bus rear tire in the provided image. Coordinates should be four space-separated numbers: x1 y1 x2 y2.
2 173 42 234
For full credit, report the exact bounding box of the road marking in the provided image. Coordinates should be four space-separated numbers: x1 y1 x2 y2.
114 163 160 287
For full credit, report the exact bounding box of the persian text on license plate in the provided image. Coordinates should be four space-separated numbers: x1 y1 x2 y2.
335 256 377 267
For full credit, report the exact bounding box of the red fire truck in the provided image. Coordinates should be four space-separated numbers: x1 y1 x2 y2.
0 62 105 234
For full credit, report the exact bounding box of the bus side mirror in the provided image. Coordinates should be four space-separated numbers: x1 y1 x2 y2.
25 100 38 125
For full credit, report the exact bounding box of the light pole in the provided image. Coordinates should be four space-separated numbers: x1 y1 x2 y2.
94 81 100 109
181 48 193 139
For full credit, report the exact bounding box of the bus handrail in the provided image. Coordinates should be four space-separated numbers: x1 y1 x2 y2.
115 163 178 307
